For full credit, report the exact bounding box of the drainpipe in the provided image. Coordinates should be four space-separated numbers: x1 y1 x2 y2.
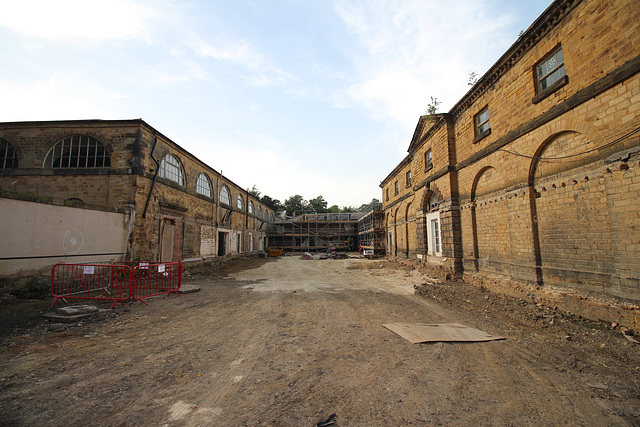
215 173 220 227
142 135 160 219
245 189 250 253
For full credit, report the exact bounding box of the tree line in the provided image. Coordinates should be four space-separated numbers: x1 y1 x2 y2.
247 185 380 216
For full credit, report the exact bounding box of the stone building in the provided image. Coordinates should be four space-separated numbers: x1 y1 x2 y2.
381 0 640 302
0 119 276 277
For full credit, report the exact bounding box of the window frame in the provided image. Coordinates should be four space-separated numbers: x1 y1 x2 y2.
248 201 254 215
236 194 244 211
424 149 433 172
0 139 18 169
386 188 389 201
158 154 185 186
257 206 262 219
532 45 568 104
473 106 491 143
219 185 231 206
43 135 111 169
406 170 412 188
394 181 399 195
196 173 213 198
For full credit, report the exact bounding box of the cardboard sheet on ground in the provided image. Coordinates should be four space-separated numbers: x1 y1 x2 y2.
383 322 505 344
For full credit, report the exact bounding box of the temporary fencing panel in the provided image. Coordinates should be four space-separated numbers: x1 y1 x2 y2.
51 261 182 307
51 263 132 308
130 262 182 304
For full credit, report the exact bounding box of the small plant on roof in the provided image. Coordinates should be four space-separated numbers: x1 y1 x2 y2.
426 96 441 116
468 71 479 86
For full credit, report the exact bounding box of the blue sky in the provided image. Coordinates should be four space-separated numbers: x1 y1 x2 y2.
0 0 551 208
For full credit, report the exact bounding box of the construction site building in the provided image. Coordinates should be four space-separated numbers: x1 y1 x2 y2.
357 204 385 255
268 213 363 253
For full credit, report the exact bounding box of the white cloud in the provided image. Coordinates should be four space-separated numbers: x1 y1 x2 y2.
332 0 516 146
0 73 125 121
189 37 294 87
0 0 156 44
147 59 210 85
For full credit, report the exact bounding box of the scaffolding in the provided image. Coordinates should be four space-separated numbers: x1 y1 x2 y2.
268 212 364 253
357 203 385 255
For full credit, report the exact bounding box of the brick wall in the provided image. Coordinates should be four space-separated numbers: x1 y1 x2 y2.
380 0 640 301
0 119 277 276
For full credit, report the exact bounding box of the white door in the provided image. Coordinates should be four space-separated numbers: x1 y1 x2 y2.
426 212 442 257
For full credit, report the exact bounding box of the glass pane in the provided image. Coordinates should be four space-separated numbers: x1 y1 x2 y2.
558 65 565 79
538 61 547 78
547 56 556 69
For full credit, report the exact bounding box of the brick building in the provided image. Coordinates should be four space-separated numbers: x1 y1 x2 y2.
0 119 276 277
381 0 640 302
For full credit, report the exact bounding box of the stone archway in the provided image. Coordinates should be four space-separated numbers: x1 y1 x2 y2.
404 202 412 258
469 166 496 272
527 127 606 287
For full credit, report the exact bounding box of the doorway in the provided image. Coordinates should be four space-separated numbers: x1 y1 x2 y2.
218 231 227 256
160 218 175 262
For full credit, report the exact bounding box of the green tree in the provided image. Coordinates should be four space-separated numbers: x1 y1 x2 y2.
358 198 381 212
284 194 310 215
308 195 328 213
247 184 261 198
328 205 340 213
260 195 282 212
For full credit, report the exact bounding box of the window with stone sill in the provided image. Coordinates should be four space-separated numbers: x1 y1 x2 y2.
257 205 262 219
0 138 18 169
220 185 231 206
248 201 254 215
473 107 491 143
44 135 111 168
158 154 184 186
394 181 399 195
532 46 568 104
424 149 433 172
236 194 244 211
196 173 213 198
386 188 389 201
406 170 412 187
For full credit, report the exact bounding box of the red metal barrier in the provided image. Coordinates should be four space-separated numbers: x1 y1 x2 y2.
51 263 132 308
130 262 182 304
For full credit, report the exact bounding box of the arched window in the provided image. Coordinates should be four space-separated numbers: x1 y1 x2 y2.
44 135 110 168
257 206 262 219
0 139 18 169
236 194 244 211
159 154 184 185
248 201 254 214
220 185 231 205
196 173 212 198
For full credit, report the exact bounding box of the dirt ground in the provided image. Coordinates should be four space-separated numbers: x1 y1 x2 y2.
1 255 639 426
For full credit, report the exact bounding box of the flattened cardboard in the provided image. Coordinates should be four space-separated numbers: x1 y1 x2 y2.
383 322 505 344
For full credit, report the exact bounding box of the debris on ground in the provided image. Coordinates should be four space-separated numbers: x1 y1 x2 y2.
316 413 336 426
383 322 505 344
43 305 104 322
179 284 201 294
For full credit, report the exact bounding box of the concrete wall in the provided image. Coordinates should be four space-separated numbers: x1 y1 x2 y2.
0 198 129 275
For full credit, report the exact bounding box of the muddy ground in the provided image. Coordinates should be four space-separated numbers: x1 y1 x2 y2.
1 256 639 426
